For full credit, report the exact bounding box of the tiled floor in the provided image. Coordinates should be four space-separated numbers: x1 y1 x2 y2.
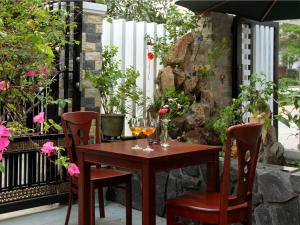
0 202 166 225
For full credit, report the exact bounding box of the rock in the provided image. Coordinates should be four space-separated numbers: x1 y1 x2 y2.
156 172 169 216
169 116 186 139
262 142 286 165
173 68 186 88
259 125 286 165
290 171 300 194
258 170 296 203
157 66 175 92
184 75 199 94
254 204 274 225
185 128 208 144
182 166 199 177
200 90 216 108
269 197 300 225
164 32 194 66
181 174 202 191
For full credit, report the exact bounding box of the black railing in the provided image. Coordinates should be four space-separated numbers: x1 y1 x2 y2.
0 134 68 213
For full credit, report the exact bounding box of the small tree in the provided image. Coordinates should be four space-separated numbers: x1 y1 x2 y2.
0 0 78 175
87 45 144 115
280 23 300 68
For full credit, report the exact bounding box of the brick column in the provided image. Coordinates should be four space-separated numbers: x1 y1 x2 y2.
80 2 107 112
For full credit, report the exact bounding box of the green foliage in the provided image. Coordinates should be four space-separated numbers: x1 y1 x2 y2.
104 0 197 65
0 0 75 172
87 45 144 115
104 0 174 24
279 77 300 87
277 78 300 132
212 74 275 144
0 0 74 134
212 98 243 144
150 87 190 120
145 6 198 63
0 163 5 172
280 23 300 67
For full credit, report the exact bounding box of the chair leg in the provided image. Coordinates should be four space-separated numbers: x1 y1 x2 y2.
126 179 132 225
166 206 175 225
98 187 105 218
64 187 73 225
90 187 95 225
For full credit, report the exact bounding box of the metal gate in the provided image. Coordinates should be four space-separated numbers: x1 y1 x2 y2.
233 17 279 132
0 0 85 213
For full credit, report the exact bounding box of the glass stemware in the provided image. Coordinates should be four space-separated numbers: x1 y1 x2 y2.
142 118 156 152
129 118 142 150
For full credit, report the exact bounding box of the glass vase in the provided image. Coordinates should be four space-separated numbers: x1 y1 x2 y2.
160 119 170 148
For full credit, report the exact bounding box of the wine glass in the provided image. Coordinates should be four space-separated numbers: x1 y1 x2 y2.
129 118 142 150
142 118 157 152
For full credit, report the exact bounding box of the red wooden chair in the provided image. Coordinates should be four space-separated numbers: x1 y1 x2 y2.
61 111 132 225
166 123 263 225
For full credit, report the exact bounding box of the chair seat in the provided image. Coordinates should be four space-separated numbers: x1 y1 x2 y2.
72 167 131 185
167 192 248 224
167 192 248 212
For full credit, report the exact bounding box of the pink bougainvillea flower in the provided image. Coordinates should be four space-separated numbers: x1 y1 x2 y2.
39 69 48 75
67 163 80 176
0 125 11 137
26 70 36 77
33 112 44 123
0 137 10 151
0 149 4 160
0 80 10 91
147 52 154 60
41 141 55 157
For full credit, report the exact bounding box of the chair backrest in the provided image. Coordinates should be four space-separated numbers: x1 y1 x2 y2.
220 123 263 210
61 111 100 163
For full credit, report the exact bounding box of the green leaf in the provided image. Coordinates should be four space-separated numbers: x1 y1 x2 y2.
0 163 5 173
278 115 291 128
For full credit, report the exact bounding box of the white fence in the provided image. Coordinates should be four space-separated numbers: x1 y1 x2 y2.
102 19 166 135
241 23 275 122
253 24 275 113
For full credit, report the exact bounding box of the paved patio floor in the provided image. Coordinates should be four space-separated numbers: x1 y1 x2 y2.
0 202 166 225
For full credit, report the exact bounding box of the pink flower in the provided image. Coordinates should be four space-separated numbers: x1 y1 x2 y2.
41 141 55 156
67 163 80 176
33 112 44 123
0 80 10 91
0 125 11 137
39 69 48 75
0 137 10 151
26 70 36 77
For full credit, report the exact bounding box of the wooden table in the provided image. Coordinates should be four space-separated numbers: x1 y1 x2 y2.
76 139 221 225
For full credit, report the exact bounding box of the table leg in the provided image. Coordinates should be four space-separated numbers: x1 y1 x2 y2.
207 152 219 192
142 165 156 225
78 152 91 225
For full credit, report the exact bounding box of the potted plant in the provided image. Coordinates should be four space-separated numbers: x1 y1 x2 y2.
212 73 275 145
87 45 144 137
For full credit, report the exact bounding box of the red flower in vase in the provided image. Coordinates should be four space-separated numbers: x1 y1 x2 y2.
159 105 169 118
147 52 155 60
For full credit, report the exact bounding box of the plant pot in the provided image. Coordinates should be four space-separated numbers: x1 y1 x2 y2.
101 114 125 137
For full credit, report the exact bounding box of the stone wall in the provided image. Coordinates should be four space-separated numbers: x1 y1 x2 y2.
80 2 106 112
155 12 233 144
109 162 300 225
